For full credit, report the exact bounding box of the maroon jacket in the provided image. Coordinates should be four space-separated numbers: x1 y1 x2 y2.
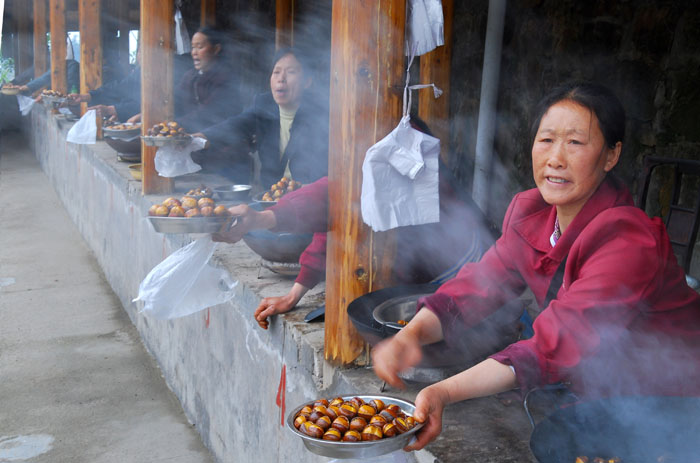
269 173 494 289
420 176 700 398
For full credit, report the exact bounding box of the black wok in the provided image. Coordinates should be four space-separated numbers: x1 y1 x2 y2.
530 396 700 463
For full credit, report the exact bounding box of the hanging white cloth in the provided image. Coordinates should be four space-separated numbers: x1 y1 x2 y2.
174 9 191 55
406 0 444 56
360 54 442 232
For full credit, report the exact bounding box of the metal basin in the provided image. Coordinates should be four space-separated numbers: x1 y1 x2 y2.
213 184 251 203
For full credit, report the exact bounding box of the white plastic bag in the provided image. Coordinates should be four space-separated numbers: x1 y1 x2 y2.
17 95 35 116
133 236 238 320
174 9 191 55
361 115 440 232
406 0 444 56
154 136 207 177
66 109 97 144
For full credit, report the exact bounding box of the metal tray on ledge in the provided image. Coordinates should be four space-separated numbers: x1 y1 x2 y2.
141 135 191 147
147 215 234 234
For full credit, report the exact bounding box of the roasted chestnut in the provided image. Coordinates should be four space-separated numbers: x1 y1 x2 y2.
200 206 213 217
350 397 364 409
342 430 361 442
405 416 416 428
393 417 409 434
312 405 329 417
349 416 367 432
326 405 340 421
339 402 357 419
314 398 329 408
357 404 377 421
369 399 385 412
382 422 398 437
379 407 398 422
168 206 185 217
162 197 181 208
361 424 383 441
322 428 342 441
331 416 349 433
185 208 201 217
303 422 324 438
369 414 387 428
316 415 332 431
329 397 344 407
299 406 313 419
293 415 307 429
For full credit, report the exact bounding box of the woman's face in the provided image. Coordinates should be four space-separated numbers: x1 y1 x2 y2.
270 53 310 111
532 100 621 219
191 32 220 72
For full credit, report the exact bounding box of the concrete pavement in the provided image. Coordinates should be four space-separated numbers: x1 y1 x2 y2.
0 131 214 463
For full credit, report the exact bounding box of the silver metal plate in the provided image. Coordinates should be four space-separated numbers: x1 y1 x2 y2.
103 125 141 139
141 135 191 147
147 216 234 234
286 394 423 459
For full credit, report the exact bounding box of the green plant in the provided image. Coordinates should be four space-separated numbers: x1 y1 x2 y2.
0 55 15 85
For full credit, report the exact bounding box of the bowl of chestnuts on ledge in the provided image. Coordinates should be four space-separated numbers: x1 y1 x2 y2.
286 394 423 459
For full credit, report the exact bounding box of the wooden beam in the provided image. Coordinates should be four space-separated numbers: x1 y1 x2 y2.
50 0 67 93
275 0 294 49
140 0 174 195
326 0 406 365
200 0 216 28
33 0 49 78
15 0 33 75
79 0 102 143
418 0 453 163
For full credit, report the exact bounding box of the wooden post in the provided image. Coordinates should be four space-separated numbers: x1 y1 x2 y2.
140 0 174 195
418 0 453 163
275 0 294 49
325 0 406 365
79 0 102 140
50 0 67 93
200 0 216 27
33 0 49 77
15 0 33 75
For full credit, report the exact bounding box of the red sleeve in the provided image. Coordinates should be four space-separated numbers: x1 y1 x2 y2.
491 208 685 393
417 194 526 346
295 232 327 289
269 177 328 234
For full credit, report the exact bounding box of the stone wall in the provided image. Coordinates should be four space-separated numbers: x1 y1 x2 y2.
449 0 700 231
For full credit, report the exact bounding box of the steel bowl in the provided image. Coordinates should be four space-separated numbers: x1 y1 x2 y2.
103 124 141 140
372 293 433 333
251 191 278 207
141 135 191 147
213 184 252 203
242 230 313 263
148 216 234 234
128 164 142 181
286 394 423 459
1 87 20 96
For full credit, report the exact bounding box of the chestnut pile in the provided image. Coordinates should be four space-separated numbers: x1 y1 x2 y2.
145 121 187 138
293 396 418 442
42 89 66 98
185 185 213 199
148 195 230 218
575 457 621 463
104 122 141 131
260 177 302 202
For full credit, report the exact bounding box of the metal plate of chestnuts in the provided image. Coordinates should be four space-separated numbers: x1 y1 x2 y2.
286 394 423 459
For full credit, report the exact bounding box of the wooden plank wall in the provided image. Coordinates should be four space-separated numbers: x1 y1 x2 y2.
325 0 406 365
79 0 102 124
200 0 216 27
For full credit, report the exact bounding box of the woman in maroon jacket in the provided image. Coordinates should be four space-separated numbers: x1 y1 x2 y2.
371 81 700 451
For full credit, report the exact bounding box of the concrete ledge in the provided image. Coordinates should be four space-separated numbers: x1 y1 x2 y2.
28 106 442 462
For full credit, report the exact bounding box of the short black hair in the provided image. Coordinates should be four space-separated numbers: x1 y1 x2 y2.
530 81 626 149
271 47 311 76
195 26 226 50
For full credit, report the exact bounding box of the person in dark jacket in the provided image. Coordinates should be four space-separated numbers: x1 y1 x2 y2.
65 50 141 121
193 47 328 188
174 27 241 133
0 59 80 132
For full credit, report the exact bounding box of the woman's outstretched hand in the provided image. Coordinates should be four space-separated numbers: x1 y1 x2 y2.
404 385 449 451
254 283 308 329
212 204 277 244
371 329 423 390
